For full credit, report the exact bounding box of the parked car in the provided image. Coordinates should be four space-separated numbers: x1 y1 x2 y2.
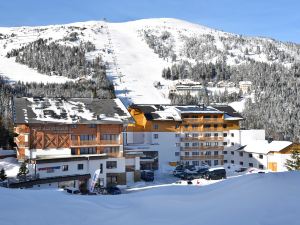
180 171 200 180
196 167 209 178
235 167 247 173
205 167 226 180
106 186 122 195
173 165 185 177
141 170 154 182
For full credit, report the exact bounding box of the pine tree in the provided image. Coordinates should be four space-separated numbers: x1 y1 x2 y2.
17 162 29 177
0 168 7 181
285 149 300 170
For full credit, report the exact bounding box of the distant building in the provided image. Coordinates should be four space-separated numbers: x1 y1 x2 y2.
13 97 140 189
169 81 204 96
239 81 252 94
224 130 300 172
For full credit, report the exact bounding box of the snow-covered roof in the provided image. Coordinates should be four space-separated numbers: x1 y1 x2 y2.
240 140 292 154
130 104 242 121
14 97 133 124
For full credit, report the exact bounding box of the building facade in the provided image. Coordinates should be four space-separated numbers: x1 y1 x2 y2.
125 104 243 172
14 97 140 189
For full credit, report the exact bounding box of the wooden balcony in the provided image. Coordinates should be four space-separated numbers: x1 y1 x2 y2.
183 118 223 124
180 137 224 142
70 139 121 147
180 146 224 151
180 155 223 161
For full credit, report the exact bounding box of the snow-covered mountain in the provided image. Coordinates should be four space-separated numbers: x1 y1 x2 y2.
0 18 299 105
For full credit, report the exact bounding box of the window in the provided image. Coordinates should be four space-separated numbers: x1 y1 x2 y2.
175 124 180 129
154 134 159 139
153 124 159 129
204 115 211 119
204 133 211 137
259 165 264 169
184 152 189 156
71 135 77 140
205 142 211 146
259 154 263 159
71 124 77 128
204 124 211 128
240 161 244 166
223 142 228 146
192 133 199 138
80 147 96 155
106 161 117 169
213 115 218 119
223 133 228 137
103 147 119 154
223 151 227 154
184 125 189 128
239 152 244 157
175 143 180 147
71 148 76 155
214 133 218 137
249 163 253 167
231 160 234 164
214 160 218 166
175 152 180 156
224 160 228 164
231 133 234 137
214 124 218 128
107 176 117 184
214 151 219 155
175 133 180 137
206 160 212 166
192 142 198 147
192 151 200 156
191 124 198 128
80 134 96 141
78 164 84 170
185 143 190 147
192 115 198 118
88 124 97 128
62 165 68 171
214 142 218 146
249 153 253 158
231 142 234 146
192 161 199 166
231 151 234 155
205 151 211 156
223 124 227 128
101 134 119 140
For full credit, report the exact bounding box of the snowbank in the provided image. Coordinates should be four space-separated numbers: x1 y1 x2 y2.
0 172 299 225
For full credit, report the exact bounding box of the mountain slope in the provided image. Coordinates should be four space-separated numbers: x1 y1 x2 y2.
0 18 299 105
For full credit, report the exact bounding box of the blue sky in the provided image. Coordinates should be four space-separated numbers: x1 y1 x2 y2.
0 0 299 43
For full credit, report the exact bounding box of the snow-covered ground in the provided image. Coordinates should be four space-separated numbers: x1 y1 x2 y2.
0 171 299 225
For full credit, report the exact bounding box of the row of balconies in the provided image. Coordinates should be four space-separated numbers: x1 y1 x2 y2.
180 136 224 142
180 155 224 161
182 118 224 124
70 139 121 147
180 146 224 151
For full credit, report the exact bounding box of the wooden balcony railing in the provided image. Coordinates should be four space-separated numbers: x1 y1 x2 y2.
183 118 223 124
180 146 224 151
180 155 223 161
180 137 224 142
70 139 121 147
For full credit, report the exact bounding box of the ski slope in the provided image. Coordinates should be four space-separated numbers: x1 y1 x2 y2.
0 172 299 225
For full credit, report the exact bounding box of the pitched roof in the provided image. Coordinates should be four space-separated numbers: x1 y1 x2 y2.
14 97 133 124
212 105 244 120
238 140 292 154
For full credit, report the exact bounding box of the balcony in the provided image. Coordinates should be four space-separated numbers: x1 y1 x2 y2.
183 118 223 124
70 139 121 147
181 136 224 142
180 146 224 151
180 155 223 161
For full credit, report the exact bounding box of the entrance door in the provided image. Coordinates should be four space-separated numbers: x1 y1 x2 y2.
268 162 277 172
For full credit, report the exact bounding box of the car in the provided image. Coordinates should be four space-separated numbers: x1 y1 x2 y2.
204 167 226 180
196 168 209 177
141 170 154 182
235 167 247 173
173 165 185 177
106 186 121 195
